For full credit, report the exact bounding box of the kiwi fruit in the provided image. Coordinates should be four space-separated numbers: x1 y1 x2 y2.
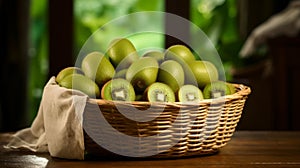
59 73 100 98
165 45 195 63
164 45 198 86
144 82 175 102
126 57 159 92
227 83 236 94
157 60 184 93
56 67 84 84
142 50 165 64
114 69 127 79
177 85 204 103
203 81 231 99
106 38 139 70
101 78 135 101
81 51 115 87
135 94 144 101
189 60 219 89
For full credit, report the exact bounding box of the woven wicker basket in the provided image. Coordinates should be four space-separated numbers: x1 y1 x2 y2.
83 83 251 159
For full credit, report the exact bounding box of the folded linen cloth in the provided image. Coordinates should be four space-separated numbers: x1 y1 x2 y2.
5 77 88 160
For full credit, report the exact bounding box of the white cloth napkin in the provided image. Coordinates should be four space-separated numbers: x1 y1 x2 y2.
240 1 300 57
5 77 88 160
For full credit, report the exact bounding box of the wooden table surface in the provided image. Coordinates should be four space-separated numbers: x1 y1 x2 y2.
1 131 300 168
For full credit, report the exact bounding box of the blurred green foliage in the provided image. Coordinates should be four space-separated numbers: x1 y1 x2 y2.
191 0 243 81
74 0 164 56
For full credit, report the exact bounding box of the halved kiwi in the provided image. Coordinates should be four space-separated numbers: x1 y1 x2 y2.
203 81 231 99
227 83 236 94
177 85 204 103
142 50 165 64
101 78 135 101
56 67 84 84
144 82 175 103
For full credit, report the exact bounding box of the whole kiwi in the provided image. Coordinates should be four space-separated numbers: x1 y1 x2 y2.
142 50 165 65
59 73 100 98
189 60 219 89
157 60 185 93
114 69 128 79
106 38 139 70
126 57 159 92
56 67 84 84
81 51 115 87
164 45 197 86
165 45 195 63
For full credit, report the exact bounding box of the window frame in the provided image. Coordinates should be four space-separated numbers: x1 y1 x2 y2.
48 0 190 77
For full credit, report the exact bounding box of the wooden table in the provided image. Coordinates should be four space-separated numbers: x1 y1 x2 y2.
1 131 300 168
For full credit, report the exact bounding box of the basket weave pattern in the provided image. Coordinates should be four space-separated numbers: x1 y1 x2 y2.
83 83 251 158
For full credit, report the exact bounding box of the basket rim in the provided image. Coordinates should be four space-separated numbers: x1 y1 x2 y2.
87 83 251 106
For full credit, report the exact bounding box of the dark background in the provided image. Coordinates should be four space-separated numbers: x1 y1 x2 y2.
1 0 299 132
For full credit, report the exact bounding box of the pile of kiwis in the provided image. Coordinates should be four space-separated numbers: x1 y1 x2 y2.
56 38 236 103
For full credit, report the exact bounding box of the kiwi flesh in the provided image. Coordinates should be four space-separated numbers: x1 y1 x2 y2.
144 82 175 103
101 78 135 101
177 85 204 103
203 81 231 99
227 83 236 94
